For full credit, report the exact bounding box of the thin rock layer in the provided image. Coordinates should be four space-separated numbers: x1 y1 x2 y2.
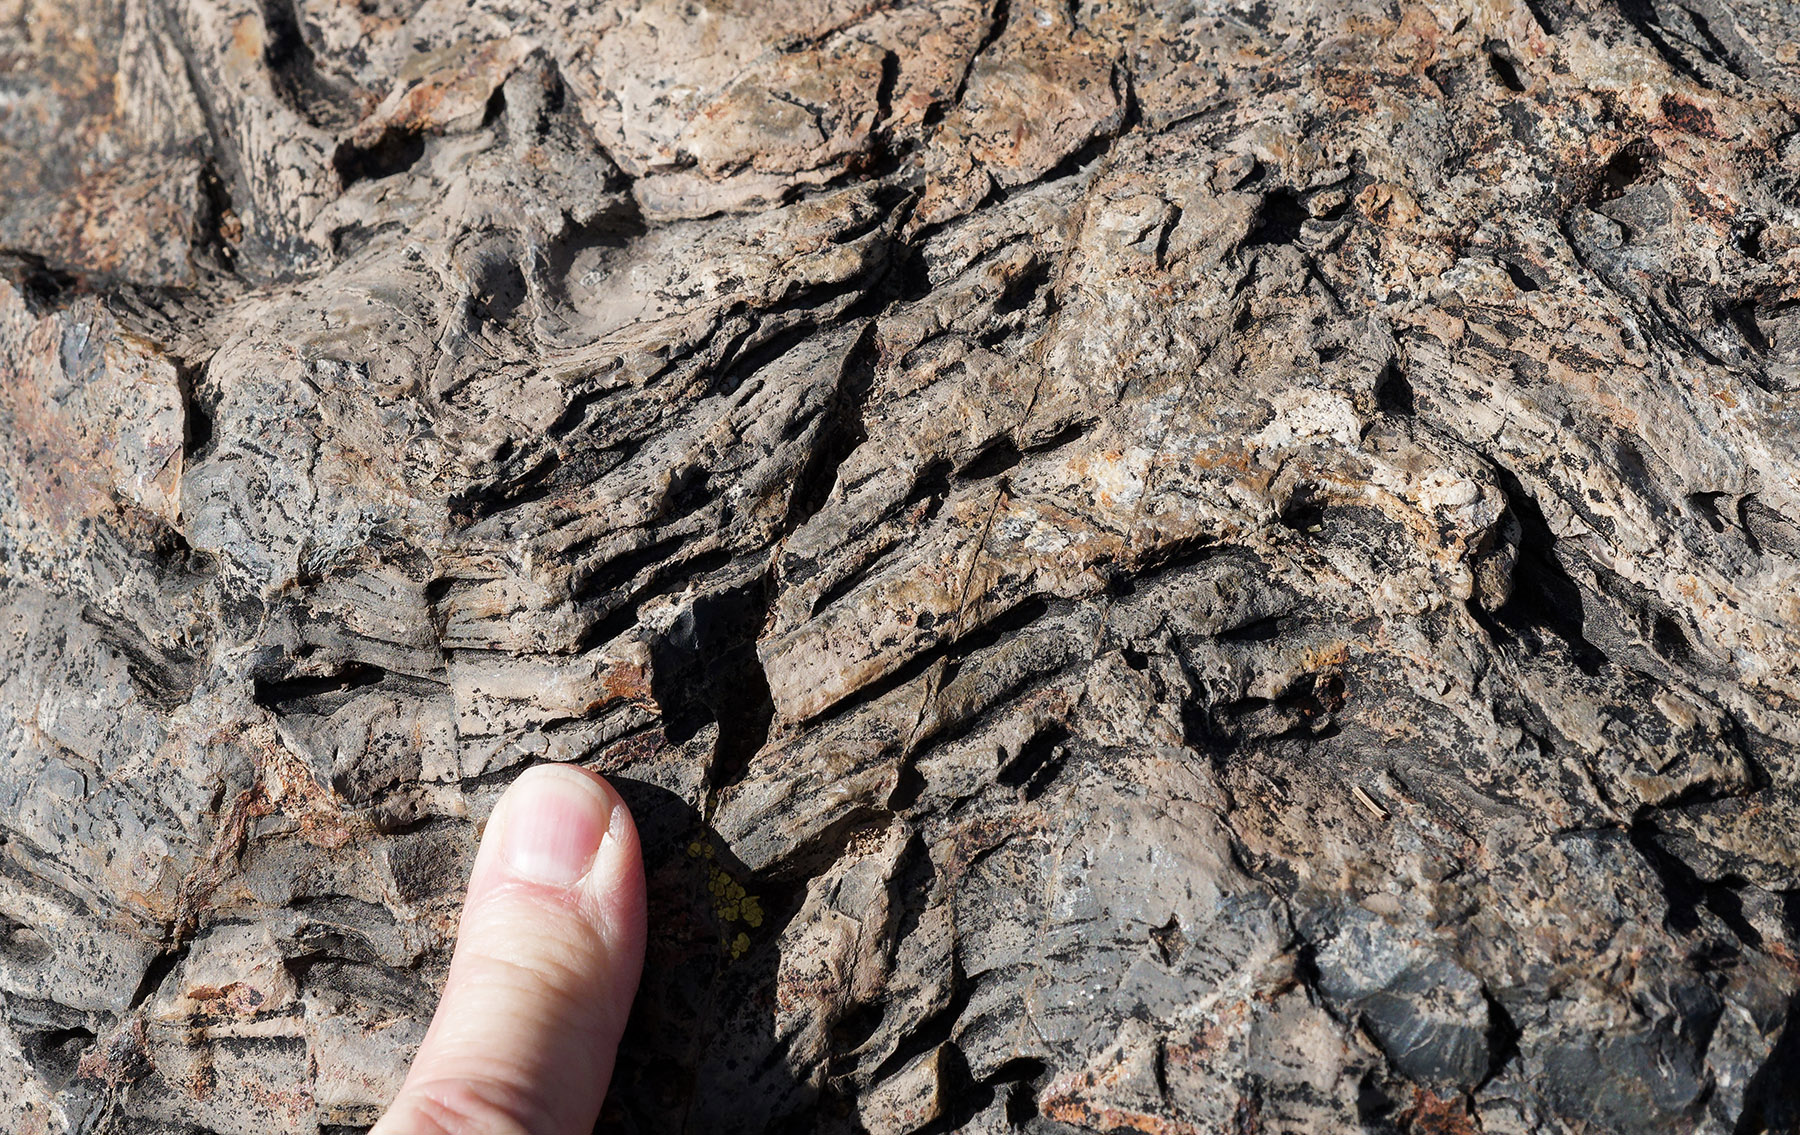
4 1 1800 1133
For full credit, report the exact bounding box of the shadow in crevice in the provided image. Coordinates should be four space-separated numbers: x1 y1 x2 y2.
1471 465 1609 677
601 778 819 1135
1243 187 1309 250
0 251 81 315
644 574 776 793
1626 821 1762 948
332 129 427 187
1613 0 1757 89
1733 990 1800 1135
261 0 365 133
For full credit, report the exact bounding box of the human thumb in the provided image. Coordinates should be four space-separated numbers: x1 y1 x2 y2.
373 764 646 1135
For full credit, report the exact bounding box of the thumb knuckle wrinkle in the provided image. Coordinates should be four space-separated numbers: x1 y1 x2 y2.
399 1076 560 1135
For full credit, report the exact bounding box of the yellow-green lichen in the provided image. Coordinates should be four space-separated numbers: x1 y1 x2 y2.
688 837 764 958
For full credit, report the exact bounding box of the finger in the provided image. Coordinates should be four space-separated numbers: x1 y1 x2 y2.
373 764 647 1135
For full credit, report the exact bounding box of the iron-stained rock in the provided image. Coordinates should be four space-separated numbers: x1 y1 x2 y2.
5 1 1800 1133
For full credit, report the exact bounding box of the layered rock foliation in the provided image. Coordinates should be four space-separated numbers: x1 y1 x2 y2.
5 0 1800 1132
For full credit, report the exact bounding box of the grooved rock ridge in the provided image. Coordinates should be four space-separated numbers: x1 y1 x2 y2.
4 0 1800 1132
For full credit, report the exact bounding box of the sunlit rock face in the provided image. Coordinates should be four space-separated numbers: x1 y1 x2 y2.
4 1 1800 1131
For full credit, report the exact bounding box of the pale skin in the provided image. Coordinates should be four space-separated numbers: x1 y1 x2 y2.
373 764 648 1135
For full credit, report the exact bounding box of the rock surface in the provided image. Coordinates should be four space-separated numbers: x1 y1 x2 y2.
5 0 1800 1132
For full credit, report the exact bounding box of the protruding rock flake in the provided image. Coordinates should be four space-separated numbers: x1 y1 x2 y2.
4 1 1800 1132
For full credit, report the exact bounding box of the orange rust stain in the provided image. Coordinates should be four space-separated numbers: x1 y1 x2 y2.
74 1017 150 1087
601 661 655 706
1399 1087 1479 1135
188 981 268 1014
1185 445 1258 475
597 724 668 771
247 1077 315 1121
185 1063 217 1099
1303 642 1352 670
1038 1098 1201 1135
942 810 1052 880
229 15 263 62
1357 183 1423 227
1161 1019 1234 1069
1658 95 1720 139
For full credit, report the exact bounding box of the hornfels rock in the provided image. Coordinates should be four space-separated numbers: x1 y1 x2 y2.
5 0 1800 1132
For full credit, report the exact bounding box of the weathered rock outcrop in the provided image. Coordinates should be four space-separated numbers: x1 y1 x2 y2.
5 0 1800 1132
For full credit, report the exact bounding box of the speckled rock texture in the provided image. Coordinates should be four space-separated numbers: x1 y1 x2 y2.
4 0 1800 1132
